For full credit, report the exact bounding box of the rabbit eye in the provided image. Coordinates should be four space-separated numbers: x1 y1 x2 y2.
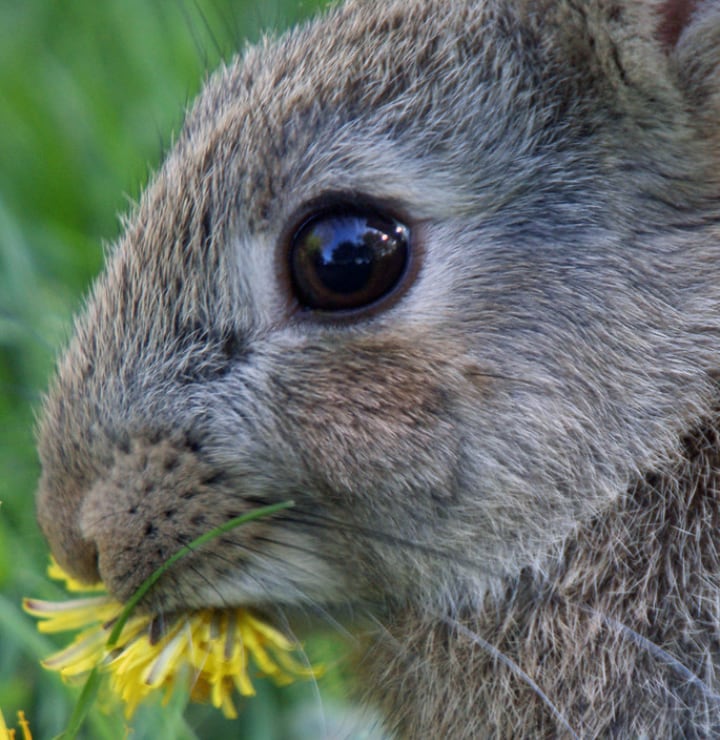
289 208 410 312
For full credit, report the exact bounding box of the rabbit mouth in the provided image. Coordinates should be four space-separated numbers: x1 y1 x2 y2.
36 425 346 613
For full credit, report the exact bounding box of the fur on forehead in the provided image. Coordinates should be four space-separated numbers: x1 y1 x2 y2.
171 0 714 225
106 0 720 333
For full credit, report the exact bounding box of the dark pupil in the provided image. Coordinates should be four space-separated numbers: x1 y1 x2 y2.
313 223 374 295
291 212 409 311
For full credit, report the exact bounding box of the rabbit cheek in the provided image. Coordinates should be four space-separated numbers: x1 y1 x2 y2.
258 338 469 590
273 339 460 492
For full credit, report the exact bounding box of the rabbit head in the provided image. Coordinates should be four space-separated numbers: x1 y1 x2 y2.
35 1 720 732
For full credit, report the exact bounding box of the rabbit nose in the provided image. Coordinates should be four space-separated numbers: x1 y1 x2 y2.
36 470 101 586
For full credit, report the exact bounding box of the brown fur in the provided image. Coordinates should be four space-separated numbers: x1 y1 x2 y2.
36 0 720 736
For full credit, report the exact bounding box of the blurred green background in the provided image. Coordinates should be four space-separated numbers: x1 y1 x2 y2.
0 1 376 737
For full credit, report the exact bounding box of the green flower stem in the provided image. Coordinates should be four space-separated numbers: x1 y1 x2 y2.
57 666 102 740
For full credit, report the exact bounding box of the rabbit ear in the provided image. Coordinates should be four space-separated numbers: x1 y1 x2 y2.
656 0 699 47
663 1 720 116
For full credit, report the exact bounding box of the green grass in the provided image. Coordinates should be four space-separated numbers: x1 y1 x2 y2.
0 1 361 737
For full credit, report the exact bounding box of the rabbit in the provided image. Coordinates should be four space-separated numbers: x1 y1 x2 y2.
34 0 720 736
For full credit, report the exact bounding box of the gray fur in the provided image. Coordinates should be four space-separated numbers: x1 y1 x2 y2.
35 0 720 736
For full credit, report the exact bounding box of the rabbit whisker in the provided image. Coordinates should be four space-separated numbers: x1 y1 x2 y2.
274 507 488 572
442 615 580 740
576 603 720 706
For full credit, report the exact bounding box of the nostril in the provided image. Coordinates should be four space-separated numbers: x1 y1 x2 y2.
36 475 102 587
53 539 101 586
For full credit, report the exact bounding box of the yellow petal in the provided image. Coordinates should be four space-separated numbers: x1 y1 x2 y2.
0 710 33 740
22 596 117 633
26 558 323 719
41 627 108 676
17 712 32 740
141 624 189 688
243 612 296 651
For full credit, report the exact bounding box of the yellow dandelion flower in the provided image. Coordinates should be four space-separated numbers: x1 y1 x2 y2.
24 559 322 719
0 709 32 740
